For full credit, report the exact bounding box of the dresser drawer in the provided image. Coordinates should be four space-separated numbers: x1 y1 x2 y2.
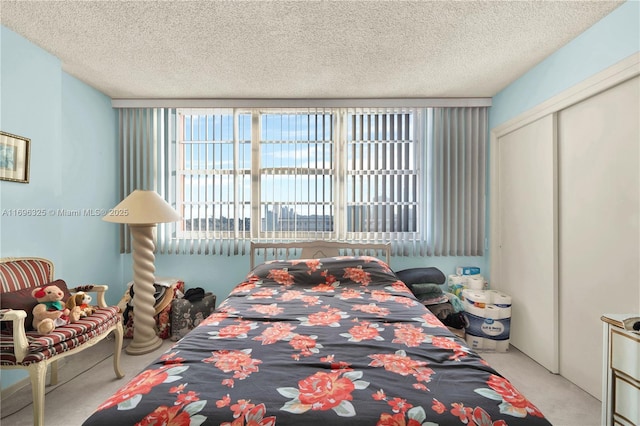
611 329 640 380
613 374 639 426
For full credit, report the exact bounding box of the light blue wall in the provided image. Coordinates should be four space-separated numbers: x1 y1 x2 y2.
490 0 640 129
59 73 123 295
0 27 63 259
0 26 120 390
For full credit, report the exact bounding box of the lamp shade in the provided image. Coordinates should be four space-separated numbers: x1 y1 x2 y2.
102 190 181 225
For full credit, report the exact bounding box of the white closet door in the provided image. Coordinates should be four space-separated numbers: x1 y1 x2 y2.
495 114 558 373
558 76 640 399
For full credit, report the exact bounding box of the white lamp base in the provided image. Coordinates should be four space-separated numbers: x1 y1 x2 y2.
125 224 163 356
126 334 163 355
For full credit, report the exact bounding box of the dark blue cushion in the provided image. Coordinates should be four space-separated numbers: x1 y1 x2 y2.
394 267 445 285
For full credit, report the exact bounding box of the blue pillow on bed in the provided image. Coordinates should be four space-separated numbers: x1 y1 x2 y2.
395 267 446 285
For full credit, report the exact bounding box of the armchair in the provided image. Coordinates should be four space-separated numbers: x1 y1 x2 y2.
0 257 124 426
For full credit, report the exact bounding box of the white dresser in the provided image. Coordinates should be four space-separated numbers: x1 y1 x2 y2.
601 314 640 426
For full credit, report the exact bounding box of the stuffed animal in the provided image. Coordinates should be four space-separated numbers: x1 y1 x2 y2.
66 291 96 317
31 285 81 334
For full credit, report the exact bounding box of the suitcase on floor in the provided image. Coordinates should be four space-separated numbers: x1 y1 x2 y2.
170 292 216 341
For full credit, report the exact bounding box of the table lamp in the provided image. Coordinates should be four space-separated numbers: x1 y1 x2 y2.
103 190 180 355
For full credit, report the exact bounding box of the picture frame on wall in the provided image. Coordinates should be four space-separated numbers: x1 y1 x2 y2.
0 131 30 183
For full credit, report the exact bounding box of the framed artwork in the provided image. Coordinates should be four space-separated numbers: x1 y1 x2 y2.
0 131 30 183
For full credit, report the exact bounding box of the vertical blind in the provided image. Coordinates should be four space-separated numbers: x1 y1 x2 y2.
116 106 487 256
117 108 174 254
342 108 419 253
176 108 251 255
430 107 487 256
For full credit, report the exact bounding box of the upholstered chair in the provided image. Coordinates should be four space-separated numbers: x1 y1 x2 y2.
0 257 124 426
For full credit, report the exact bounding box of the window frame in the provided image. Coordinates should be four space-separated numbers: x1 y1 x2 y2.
175 107 422 242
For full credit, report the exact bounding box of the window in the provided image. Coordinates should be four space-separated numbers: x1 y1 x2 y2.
259 110 335 238
117 105 487 256
176 107 420 242
345 111 418 235
177 109 252 238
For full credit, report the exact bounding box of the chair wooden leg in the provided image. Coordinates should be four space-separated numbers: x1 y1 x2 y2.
29 362 47 426
113 322 125 379
49 360 58 385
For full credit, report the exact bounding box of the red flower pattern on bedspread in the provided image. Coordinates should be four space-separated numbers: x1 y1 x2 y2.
203 349 262 387
278 369 369 417
483 374 545 418
311 282 339 292
278 289 303 301
200 311 230 326
249 288 278 299
289 334 322 359
209 320 258 339
84 256 551 426
231 275 260 294
418 312 450 329
253 322 297 344
338 288 363 299
300 295 321 306
371 289 394 302
267 268 295 286
392 324 428 347
249 303 284 316
298 371 355 409
299 307 348 327
96 367 171 411
341 320 385 342
429 335 470 361
342 266 371 285
136 388 205 426
320 269 337 284
136 405 191 426
369 350 435 390
215 398 276 426
291 258 322 273
352 303 390 317
96 351 190 412
226 403 276 426
390 280 414 293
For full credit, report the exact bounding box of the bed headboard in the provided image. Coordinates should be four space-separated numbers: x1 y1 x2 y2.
250 241 391 269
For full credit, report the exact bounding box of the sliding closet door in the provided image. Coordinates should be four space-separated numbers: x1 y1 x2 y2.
558 76 640 399
494 114 558 373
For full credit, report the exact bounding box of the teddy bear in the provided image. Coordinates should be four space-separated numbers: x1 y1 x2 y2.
31 285 81 334
66 291 96 317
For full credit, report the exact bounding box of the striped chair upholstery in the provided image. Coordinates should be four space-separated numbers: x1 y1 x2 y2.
0 306 121 365
0 257 53 293
0 257 124 426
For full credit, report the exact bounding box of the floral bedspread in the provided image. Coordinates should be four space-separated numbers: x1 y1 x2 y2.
83 256 551 426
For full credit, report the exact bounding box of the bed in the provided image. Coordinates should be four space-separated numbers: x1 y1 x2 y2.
83 242 550 426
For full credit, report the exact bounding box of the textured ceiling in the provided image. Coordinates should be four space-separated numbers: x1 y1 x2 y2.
0 0 625 100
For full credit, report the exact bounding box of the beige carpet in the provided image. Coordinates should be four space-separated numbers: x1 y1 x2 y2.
1 339 601 426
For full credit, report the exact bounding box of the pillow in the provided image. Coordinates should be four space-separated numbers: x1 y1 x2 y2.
251 257 394 288
1 279 71 331
407 282 448 305
395 267 446 285
408 283 443 297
